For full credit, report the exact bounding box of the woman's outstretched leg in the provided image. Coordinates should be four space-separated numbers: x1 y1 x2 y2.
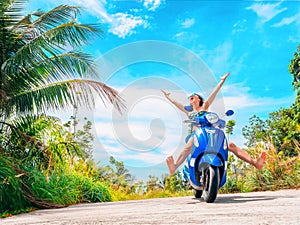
228 142 266 170
166 138 193 175
166 156 176 175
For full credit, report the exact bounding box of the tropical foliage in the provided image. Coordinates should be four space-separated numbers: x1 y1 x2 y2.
221 43 300 193
0 0 124 217
289 44 300 90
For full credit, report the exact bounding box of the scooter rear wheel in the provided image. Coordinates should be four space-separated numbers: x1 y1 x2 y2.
193 189 202 198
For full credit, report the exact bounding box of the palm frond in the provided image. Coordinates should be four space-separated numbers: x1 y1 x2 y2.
5 51 98 96
13 5 81 39
0 0 27 65
6 79 125 114
38 51 98 79
50 22 103 47
29 5 80 32
1 0 26 27
0 120 46 153
3 22 102 78
15 14 31 28
11 113 61 138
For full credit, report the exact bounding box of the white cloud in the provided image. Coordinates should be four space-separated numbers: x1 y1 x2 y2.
143 0 163 12
199 41 233 75
217 82 296 148
232 19 247 34
108 13 149 38
220 83 295 111
272 13 300 27
50 0 150 38
174 32 185 38
91 85 188 167
181 18 195 29
246 2 287 23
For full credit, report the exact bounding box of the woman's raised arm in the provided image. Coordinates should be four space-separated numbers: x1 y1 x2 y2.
202 72 230 110
161 90 188 115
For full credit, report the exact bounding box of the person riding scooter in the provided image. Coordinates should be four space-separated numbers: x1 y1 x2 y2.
161 72 266 175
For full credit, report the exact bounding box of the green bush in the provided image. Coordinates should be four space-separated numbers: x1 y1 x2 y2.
219 177 243 194
234 143 300 192
28 168 81 205
1 162 113 217
80 177 112 202
0 156 29 214
28 168 112 205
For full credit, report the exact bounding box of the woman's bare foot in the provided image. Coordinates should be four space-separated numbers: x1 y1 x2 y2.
255 152 266 170
166 156 176 175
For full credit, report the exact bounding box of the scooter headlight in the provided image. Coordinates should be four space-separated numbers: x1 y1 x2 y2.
205 112 219 124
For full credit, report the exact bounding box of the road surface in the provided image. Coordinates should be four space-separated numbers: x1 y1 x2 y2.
1 189 300 225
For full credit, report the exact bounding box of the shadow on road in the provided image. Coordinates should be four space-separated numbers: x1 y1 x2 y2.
187 194 277 204
215 195 276 204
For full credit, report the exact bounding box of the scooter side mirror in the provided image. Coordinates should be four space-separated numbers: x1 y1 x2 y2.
184 105 193 112
225 109 234 116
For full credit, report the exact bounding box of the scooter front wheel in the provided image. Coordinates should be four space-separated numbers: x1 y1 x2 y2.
202 165 220 203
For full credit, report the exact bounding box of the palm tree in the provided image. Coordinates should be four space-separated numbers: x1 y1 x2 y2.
0 1 126 211
0 0 125 119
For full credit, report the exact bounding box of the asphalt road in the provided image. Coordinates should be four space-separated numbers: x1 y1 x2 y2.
1 189 300 225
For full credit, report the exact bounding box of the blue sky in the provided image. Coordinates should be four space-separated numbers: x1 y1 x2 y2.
26 0 299 181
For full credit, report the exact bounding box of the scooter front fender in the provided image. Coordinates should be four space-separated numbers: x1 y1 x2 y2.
188 154 223 189
199 154 228 188
199 154 223 167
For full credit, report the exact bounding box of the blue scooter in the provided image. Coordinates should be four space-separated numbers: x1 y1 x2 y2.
183 108 234 203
